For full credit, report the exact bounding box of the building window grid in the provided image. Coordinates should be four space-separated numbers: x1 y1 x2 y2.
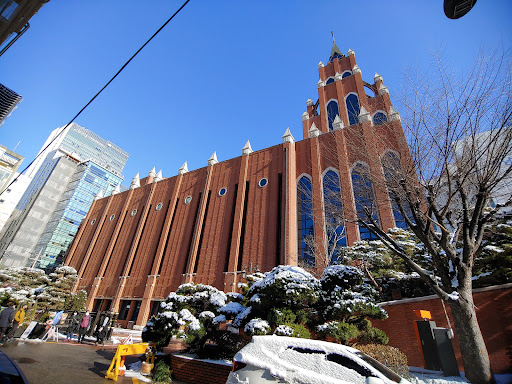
297 176 315 267
351 164 380 240
322 170 346 264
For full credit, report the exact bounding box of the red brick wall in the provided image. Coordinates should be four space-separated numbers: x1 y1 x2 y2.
373 284 512 374
170 355 232 384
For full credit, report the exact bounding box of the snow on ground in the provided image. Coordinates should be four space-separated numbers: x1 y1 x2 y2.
125 361 152 383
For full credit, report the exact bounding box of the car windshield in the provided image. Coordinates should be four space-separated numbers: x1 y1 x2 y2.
355 352 402 383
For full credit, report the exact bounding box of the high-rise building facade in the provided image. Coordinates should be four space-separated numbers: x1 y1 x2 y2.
0 123 129 269
65 42 415 327
0 145 26 232
0 83 22 126
0 0 49 56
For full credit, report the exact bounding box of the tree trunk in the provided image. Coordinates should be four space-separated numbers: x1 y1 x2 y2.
448 287 494 384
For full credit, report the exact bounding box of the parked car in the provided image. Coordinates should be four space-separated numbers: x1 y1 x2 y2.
226 336 411 384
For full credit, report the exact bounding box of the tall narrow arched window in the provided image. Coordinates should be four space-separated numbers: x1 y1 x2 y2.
323 170 346 264
325 77 335 85
297 176 315 267
382 152 414 229
346 94 360 126
342 71 352 79
351 163 380 240
373 112 387 125
327 100 339 131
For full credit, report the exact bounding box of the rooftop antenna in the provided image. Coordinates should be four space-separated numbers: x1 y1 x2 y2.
331 31 335 44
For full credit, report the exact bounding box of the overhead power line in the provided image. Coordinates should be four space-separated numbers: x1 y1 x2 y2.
1 0 191 197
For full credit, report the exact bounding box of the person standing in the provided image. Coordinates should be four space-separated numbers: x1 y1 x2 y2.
78 311 90 343
0 302 15 342
66 311 80 341
6 304 27 340
95 314 110 346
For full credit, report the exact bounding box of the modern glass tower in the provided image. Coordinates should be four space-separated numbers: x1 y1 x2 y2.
33 161 124 268
0 123 129 270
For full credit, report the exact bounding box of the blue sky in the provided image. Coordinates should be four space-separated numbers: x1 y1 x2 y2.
1 1 511 185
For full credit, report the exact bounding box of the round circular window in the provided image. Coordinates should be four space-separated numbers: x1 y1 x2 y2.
218 187 227 196
258 178 268 187
109 214 115 221
184 196 192 205
90 219 96 225
131 209 137 216
156 203 163 211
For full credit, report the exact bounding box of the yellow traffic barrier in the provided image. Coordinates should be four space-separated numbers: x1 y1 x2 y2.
105 343 153 381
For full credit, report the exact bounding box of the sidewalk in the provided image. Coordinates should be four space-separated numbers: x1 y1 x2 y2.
0 338 187 384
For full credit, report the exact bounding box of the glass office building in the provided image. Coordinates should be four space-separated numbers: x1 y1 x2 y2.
34 161 123 268
0 123 129 270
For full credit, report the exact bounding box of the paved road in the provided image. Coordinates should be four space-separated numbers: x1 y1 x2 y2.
1 339 186 384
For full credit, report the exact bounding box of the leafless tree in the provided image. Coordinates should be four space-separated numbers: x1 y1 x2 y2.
297 171 347 275
354 48 512 383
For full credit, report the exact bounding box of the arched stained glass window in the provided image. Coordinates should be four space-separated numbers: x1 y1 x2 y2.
323 170 346 264
346 94 360 126
327 100 339 131
351 163 380 240
382 152 414 229
373 112 387 125
326 77 335 85
297 176 315 267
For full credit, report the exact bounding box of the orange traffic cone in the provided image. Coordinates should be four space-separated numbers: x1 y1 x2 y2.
118 356 126 376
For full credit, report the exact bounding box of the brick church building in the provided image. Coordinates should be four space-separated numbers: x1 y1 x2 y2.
65 41 413 327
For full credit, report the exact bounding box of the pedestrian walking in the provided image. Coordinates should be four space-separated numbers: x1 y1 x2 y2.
0 302 16 342
6 304 28 340
78 311 90 343
66 311 80 341
94 314 110 346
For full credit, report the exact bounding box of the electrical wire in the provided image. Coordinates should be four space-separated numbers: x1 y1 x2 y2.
0 0 191 197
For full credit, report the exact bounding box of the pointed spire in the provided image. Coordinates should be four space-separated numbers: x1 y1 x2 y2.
148 167 156 178
178 162 188 175
111 184 121 195
352 64 361 75
306 98 314 106
208 151 219 166
309 122 320 138
318 61 324 68
347 48 355 57
282 128 294 144
242 140 253 155
379 83 389 95
332 115 345 131
374 73 383 83
94 189 104 201
302 111 309 121
154 170 163 182
359 106 371 123
388 106 401 121
130 173 140 189
329 32 343 62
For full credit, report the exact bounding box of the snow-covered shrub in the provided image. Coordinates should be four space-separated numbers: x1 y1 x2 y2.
244 318 270 336
274 324 294 336
143 282 247 355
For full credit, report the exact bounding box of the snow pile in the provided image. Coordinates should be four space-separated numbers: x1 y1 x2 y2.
125 361 152 383
233 336 391 384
